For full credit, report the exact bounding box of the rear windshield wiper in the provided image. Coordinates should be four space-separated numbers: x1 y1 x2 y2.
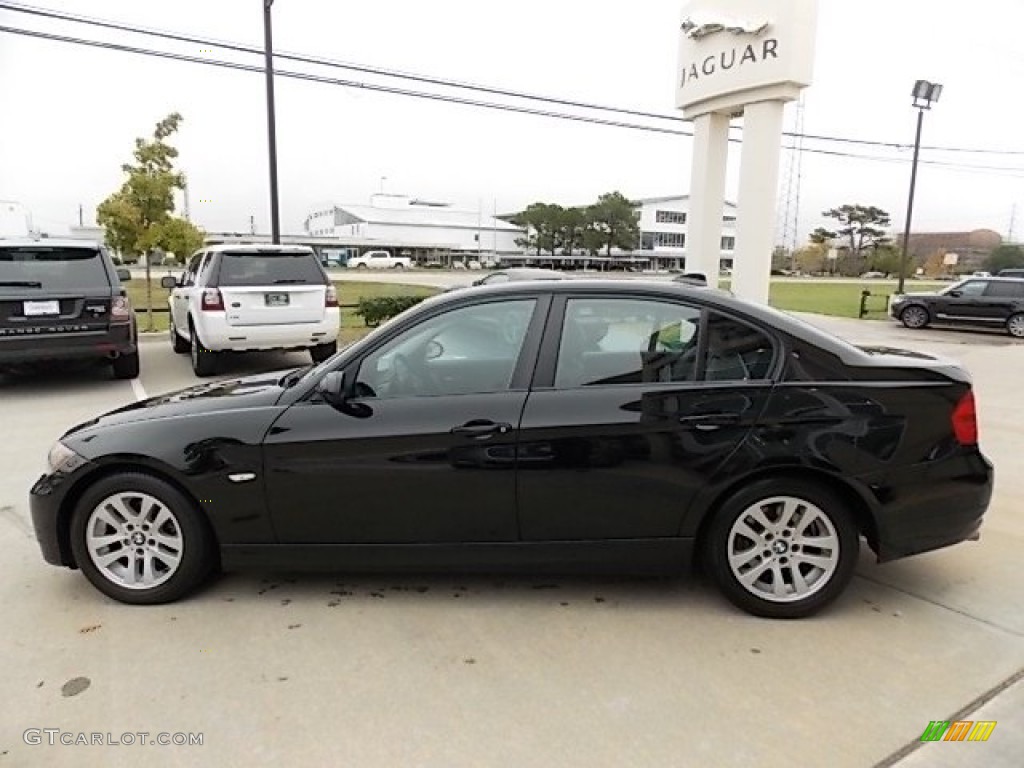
272 278 309 284
0 281 43 288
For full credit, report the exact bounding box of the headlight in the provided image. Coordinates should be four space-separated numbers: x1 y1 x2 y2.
47 442 86 474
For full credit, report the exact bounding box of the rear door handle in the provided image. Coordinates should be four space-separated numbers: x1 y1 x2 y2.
678 412 742 430
451 421 512 439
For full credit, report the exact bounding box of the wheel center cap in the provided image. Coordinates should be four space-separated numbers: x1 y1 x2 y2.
772 540 788 555
131 532 146 546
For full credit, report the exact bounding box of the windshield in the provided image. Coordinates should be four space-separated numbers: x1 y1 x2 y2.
216 251 325 286
0 246 109 292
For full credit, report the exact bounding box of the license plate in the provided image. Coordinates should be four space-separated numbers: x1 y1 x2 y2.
264 293 290 307
23 300 61 316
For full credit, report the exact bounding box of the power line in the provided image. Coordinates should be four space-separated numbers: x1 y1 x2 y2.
5 0 1024 158
5 21 1024 179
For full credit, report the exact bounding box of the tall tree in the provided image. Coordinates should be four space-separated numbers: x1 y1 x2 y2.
811 204 891 262
587 191 640 256
557 207 586 256
513 202 561 257
96 113 204 329
983 244 1024 273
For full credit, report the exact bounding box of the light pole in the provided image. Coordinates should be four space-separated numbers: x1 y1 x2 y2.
897 79 943 294
263 0 281 244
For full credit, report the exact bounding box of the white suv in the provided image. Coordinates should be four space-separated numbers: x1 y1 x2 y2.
161 245 340 376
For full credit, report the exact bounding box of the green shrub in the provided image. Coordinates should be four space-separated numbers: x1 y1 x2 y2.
355 295 427 326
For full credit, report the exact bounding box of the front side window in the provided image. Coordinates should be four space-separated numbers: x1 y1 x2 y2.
947 280 987 297
480 273 509 285
555 298 702 388
356 299 537 398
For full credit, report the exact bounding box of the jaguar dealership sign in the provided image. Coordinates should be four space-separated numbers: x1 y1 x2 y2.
675 0 817 117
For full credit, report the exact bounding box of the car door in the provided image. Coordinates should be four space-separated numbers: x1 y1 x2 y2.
515 294 777 541
262 295 549 544
934 279 987 320
978 279 1023 324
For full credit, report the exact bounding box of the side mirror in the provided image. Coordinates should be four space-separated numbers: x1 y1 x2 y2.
160 275 178 290
116 268 132 282
315 371 346 405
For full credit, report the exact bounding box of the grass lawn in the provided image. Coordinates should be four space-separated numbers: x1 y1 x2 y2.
126 279 438 336
717 279 943 320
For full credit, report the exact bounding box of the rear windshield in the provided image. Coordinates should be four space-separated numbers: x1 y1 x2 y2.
215 251 325 286
0 246 109 292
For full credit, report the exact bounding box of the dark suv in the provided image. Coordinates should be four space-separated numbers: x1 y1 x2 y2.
891 276 1024 338
0 239 139 377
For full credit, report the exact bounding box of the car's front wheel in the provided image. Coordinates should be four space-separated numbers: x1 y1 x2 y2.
704 479 859 619
1006 312 1024 339
170 315 190 354
900 305 930 329
69 473 216 604
356 263 368 270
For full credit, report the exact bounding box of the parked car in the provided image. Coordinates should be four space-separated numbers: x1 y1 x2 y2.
890 276 1024 338
30 280 992 618
859 271 886 279
347 250 412 270
997 268 1024 278
160 244 340 376
0 238 139 378
471 267 568 287
672 272 709 286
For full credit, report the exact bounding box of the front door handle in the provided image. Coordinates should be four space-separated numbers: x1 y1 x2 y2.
678 412 742 430
451 421 512 439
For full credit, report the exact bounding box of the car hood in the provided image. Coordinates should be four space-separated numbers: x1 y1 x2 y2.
62 369 293 438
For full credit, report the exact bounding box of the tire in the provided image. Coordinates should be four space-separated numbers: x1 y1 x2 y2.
189 320 218 377
1007 313 1024 339
356 263 368 270
900 305 930 330
393 263 405 270
111 350 140 380
69 472 215 604
704 478 859 619
170 316 190 354
310 341 337 364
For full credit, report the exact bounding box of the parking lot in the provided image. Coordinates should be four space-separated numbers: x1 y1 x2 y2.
1 308 1021 767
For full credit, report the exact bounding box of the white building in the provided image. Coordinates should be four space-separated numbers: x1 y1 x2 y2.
635 195 737 271
305 195 524 256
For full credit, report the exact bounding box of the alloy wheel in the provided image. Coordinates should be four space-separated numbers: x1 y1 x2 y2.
726 495 840 604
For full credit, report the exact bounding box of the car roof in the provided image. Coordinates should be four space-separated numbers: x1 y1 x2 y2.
0 238 103 249
205 244 314 254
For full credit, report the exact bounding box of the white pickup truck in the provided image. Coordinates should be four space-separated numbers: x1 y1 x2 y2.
347 250 413 270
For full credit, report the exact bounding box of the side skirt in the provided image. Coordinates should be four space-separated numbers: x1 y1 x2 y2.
221 538 694 575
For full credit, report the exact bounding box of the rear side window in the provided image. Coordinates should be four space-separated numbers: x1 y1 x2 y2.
984 281 1024 298
704 312 775 381
0 247 109 292
214 251 325 286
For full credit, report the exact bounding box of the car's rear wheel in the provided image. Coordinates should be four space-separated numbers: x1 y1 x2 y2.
900 305 930 329
310 341 337 364
189 320 218 377
356 263 368 270
170 316 190 353
704 478 859 619
111 350 140 379
1007 313 1024 339
69 473 215 604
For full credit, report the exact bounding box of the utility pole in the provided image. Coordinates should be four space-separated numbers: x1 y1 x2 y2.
183 182 191 221
250 214 256 235
1009 203 1017 242
263 0 281 244
78 204 83 227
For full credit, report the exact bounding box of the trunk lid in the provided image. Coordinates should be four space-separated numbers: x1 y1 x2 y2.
220 285 327 326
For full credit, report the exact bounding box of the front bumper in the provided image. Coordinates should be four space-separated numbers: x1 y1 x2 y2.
0 325 136 364
29 464 90 568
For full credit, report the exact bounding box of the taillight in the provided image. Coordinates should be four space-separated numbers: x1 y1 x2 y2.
111 296 131 322
201 288 224 311
951 390 978 446
325 284 338 308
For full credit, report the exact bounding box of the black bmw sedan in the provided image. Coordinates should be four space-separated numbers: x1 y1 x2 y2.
30 280 993 618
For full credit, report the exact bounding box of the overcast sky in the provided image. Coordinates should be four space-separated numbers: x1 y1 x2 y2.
3 0 1024 245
